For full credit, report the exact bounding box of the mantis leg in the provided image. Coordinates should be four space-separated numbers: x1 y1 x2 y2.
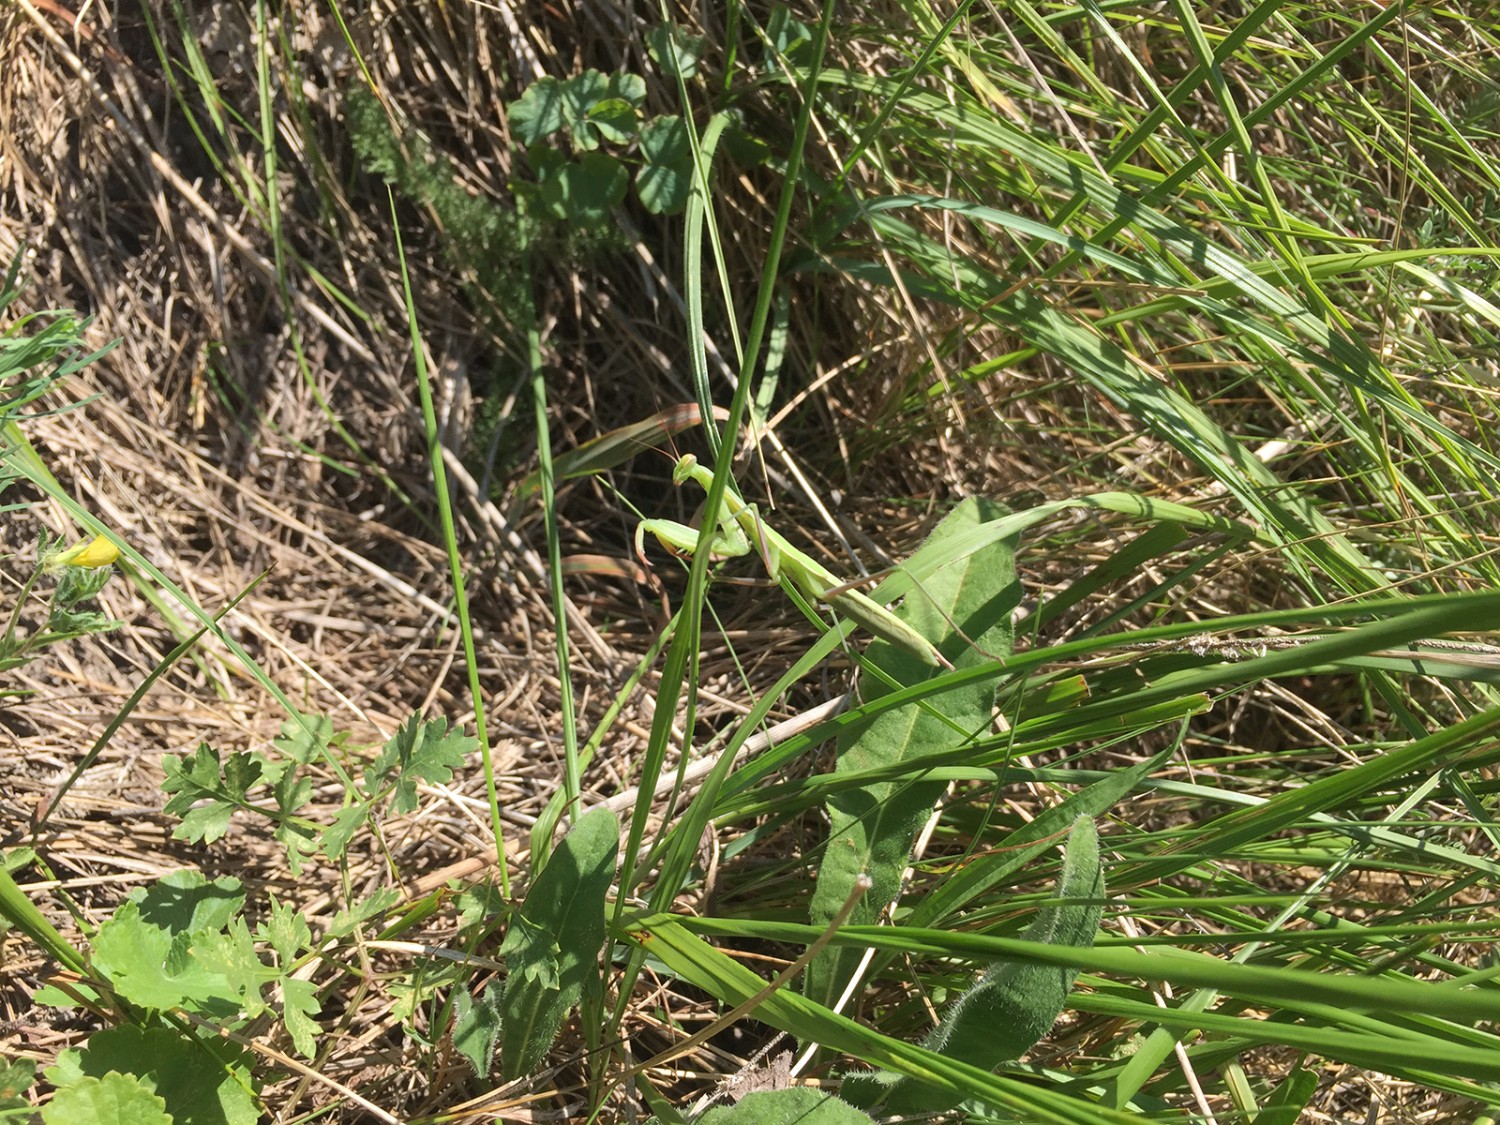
731 502 948 667
640 453 949 668
635 516 752 566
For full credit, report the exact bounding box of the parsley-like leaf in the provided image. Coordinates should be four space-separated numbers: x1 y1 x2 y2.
364 714 476 814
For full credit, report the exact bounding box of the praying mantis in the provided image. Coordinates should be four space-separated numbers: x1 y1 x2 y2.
635 454 951 669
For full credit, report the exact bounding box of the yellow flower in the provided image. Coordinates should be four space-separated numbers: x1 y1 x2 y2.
47 534 120 569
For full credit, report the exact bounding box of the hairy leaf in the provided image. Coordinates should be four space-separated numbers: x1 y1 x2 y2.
698 1088 875 1124
806 497 1019 1009
499 806 618 1080
844 816 1104 1115
453 980 503 1076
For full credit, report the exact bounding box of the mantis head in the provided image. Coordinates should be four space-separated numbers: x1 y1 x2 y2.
671 453 701 486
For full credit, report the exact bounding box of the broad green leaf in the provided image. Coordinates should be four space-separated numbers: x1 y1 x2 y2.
845 817 1104 1115
509 77 564 145
586 98 638 145
90 874 250 1016
526 141 568 183
637 116 693 215
699 1088 874 1123
499 806 618 1080
456 882 508 932
45 1025 258 1125
805 497 1018 1010
558 71 646 150
126 870 244 934
91 901 225 1012
602 72 646 106
539 152 629 225
40 1072 169 1125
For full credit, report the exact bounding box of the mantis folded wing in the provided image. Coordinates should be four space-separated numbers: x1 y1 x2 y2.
635 454 950 668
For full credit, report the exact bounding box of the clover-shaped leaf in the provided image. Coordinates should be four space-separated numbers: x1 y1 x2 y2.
539 152 628 224
637 116 693 215
510 77 565 145
647 24 705 80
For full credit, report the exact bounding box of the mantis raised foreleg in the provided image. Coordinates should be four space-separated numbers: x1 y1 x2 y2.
635 454 950 668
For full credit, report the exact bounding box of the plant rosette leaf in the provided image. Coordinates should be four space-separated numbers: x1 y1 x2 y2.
45 1025 257 1125
498 806 618 1080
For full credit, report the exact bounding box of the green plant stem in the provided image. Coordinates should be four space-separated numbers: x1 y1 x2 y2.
390 193 506 895
522 196 585 840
